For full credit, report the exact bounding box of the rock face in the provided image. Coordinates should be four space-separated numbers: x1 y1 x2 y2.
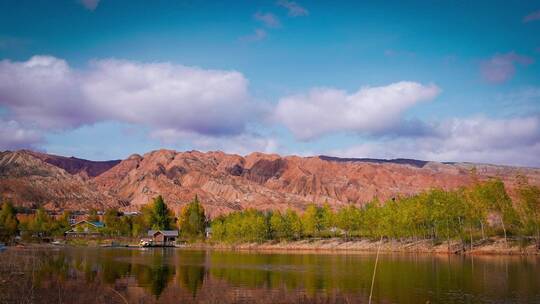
0 151 115 211
1 149 540 216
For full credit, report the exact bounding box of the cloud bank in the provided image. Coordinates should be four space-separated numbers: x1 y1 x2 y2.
275 82 440 140
1 55 539 166
0 55 257 135
331 116 540 167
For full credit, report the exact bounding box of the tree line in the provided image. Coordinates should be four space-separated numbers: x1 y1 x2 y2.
1 176 539 247
210 177 540 248
0 195 208 242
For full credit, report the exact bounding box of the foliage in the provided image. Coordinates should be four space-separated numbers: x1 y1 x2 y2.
103 208 131 236
178 195 207 239
0 200 19 240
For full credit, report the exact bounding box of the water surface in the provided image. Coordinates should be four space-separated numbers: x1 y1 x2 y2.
0 247 539 303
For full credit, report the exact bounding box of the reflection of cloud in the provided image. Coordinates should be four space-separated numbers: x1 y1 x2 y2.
480 52 533 84
276 0 309 17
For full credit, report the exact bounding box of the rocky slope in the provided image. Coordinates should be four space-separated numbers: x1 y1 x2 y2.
0 151 115 211
1 149 539 216
93 149 540 216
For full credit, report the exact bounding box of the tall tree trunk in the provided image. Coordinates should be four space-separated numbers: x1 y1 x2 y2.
446 220 451 253
480 220 485 241
500 217 508 247
536 223 540 250
469 223 474 251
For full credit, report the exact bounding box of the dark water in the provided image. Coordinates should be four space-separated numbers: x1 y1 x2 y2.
1 247 539 304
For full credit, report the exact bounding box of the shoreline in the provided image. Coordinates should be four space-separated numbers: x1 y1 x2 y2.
187 237 540 256
5 237 540 256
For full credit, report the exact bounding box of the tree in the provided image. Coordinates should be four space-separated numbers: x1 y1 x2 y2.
270 211 287 240
178 195 207 239
103 208 131 236
319 202 335 235
50 210 71 236
151 195 175 230
29 207 52 237
0 200 19 240
336 205 361 239
301 204 323 237
516 176 540 248
478 179 521 245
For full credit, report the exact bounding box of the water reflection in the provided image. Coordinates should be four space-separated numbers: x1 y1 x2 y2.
1 248 539 304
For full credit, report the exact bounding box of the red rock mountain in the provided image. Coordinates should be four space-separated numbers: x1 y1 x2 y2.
1 149 539 216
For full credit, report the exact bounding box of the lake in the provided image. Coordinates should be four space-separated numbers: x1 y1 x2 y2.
0 247 539 303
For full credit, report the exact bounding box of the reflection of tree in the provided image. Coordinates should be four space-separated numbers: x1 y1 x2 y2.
133 250 175 298
177 251 206 297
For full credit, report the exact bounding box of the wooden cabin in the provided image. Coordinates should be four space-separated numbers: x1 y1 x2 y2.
147 230 178 246
65 220 105 238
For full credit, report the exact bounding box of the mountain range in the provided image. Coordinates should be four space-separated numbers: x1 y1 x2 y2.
1 149 539 216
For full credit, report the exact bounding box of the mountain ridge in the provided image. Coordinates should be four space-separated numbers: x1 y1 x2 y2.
1 149 539 216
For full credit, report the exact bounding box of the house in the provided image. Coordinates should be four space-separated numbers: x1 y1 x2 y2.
65 220 105 237
147 230 178 246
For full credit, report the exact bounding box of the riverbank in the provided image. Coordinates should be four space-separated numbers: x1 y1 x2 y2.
191 237 540 255
5 237 539 255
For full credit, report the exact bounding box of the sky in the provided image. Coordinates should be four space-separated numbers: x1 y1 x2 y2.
0 0 539 166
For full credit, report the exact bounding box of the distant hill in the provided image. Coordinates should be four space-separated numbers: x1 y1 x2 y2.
1 149 539 216
23 150 120 178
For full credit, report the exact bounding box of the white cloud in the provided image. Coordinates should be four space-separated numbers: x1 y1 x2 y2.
80 0 100 11
523 10 540 23
239 28 267 42
274 81 440 140
276 0 309 17
0 55 260 139
330 116 540 167
254 12 281 28
150 129 279 155
480 52 534 84
0 119 43 150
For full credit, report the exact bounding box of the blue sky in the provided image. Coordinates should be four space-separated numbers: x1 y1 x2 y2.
0 0 539 166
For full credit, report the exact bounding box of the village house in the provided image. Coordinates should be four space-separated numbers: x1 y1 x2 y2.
65 220 105 237
147 230 178 246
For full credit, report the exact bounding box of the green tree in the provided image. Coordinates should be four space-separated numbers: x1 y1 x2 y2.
301 204 323 237
478 179 521 245
516 176 540 248
151 195 175 230
336 205 361 239
319 202 335 236
50 210 71 236
103 208 131 236
0 200 19 240
178 195 207 239
29 207 52 237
